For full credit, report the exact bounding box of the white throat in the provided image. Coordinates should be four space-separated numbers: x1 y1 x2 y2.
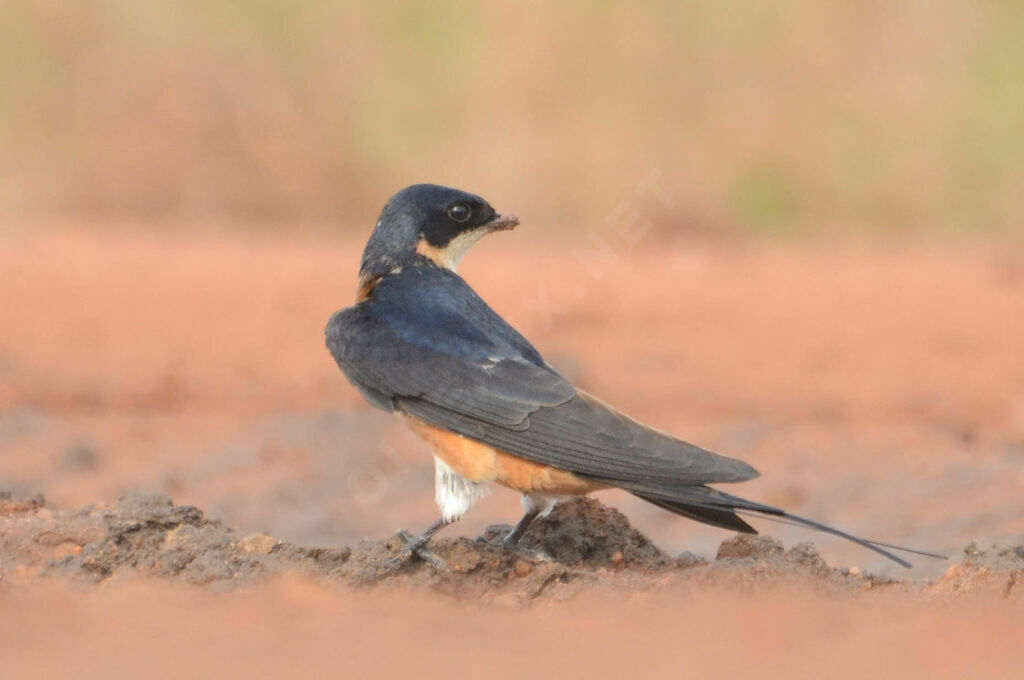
440 228 489 272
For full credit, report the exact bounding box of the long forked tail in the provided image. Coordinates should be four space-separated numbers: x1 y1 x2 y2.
630 486 944 569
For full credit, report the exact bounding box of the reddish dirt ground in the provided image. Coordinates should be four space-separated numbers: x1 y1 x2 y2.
5 579 1024 680
1 227 1023 677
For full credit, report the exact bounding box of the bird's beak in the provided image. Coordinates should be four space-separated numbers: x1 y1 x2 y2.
484 213 519 232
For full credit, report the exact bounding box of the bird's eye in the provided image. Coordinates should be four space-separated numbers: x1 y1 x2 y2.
447 203 471 223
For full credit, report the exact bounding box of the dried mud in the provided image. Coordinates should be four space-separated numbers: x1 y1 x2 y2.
3 492 1020 605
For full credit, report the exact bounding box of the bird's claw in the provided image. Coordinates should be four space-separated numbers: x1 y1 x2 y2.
487 530 554 563
384 529 446 571
506 545 554 564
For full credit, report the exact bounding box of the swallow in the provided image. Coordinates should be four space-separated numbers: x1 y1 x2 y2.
326 184 939 568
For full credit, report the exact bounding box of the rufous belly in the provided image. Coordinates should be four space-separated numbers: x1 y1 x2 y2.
402 416 604 495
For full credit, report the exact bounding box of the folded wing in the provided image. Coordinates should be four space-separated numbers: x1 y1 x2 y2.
326 270 758 488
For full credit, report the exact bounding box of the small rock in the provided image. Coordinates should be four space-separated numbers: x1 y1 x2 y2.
237 533 279 555
716 534 785 561
676 551 708 570
114 492 174 521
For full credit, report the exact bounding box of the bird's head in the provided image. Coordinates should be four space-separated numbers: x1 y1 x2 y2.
357 184 518 298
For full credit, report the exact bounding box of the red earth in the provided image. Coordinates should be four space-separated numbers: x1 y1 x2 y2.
1 227 1022 678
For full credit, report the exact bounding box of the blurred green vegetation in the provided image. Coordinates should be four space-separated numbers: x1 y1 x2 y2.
0 1 1021 237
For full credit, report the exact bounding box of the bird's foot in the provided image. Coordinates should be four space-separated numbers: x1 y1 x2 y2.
495 530 553 563
504 543 554 564
383 529 446 572
479 522 555 563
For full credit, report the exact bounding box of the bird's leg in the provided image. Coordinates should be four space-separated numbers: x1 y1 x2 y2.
399 517 449 552
391 517 451 570
502 509 541 546
500 508 553 563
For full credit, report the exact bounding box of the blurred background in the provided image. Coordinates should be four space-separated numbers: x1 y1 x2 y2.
2 1 1023 577
3 0 1023 236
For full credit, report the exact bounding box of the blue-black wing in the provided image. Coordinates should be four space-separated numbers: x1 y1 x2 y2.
325 267 758 486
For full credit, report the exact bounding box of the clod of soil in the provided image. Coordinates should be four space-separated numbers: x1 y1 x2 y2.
2 491 1021 602
1 491 349 588
500 497 673 569
934 542 1024 599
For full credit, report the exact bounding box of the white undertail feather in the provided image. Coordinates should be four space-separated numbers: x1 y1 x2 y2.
434 456 489 522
